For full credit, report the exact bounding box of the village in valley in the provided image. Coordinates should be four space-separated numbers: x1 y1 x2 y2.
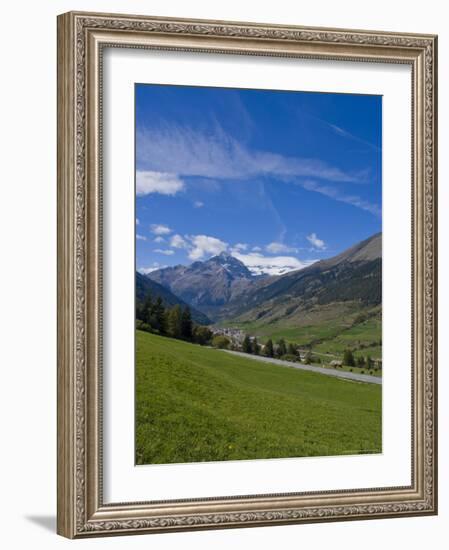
135 84 383 465
210 326 382 375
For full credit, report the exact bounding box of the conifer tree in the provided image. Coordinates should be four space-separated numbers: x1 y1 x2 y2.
264 339 274 357
140 294 153 324
343 349 355 367
181 306 193 340
252 337 260 355
287 342 297 356
276 338 287 357
150 296 166 334
167 305 182 338
242 335 252 354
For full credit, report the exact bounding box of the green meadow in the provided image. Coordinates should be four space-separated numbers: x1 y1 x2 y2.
223 305 382 360
136 330 382 465
312 317 382 359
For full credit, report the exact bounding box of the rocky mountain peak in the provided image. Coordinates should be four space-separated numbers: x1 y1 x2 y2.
207 252 253 279
146 233 381 321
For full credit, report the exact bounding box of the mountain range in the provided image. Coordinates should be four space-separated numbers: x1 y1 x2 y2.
146 252 255 318
141 232 382 328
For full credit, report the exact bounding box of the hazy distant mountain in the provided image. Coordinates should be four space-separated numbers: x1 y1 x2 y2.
145 233 382 323
136 272 211 325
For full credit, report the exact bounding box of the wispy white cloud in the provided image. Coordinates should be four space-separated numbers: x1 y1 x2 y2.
150 224 172 235
188 235 228 260
136 218 140 225
170 234 189 249
255 180 287 243
136 234 147 241
230 243 248 253
154 248 175 256
266 242 298 254
137 125 364 184
143 222 316 276
306 232 326 250
136 171 185 196
193 200 204 208
153 236 165 243
296 110 380 153
233 251 315 276
137 124 380 217
301 179 381 217
328 123 380 152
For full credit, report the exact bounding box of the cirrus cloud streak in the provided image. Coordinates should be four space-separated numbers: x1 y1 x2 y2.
137 125 365 184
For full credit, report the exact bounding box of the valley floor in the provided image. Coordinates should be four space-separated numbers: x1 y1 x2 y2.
218 303 382 363
222 349 382 384
136 330 382 465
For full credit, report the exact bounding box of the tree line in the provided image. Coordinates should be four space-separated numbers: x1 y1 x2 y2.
342 349 380 370
136 294 213 345
225 334 382 371
220 335 319 363
253 337 321 364
136 296 381 371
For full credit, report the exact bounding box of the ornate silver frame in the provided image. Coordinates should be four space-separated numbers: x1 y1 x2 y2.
57 11 438 538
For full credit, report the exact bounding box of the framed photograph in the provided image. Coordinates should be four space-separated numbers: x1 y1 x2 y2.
57 11 438 538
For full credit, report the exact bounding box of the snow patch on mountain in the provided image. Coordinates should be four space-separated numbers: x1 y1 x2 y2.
232 251 316 276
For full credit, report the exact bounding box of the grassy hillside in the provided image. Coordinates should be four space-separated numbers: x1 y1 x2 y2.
136 330 382 465
221 303 382 360
312 315 382 359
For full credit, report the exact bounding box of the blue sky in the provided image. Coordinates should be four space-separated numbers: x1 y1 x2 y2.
135 84 381 276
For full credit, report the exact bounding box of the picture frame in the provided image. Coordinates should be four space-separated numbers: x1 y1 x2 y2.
57 11 438 538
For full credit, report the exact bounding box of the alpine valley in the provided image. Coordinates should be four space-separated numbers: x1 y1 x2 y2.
138 232 382 360
134 84 383 465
